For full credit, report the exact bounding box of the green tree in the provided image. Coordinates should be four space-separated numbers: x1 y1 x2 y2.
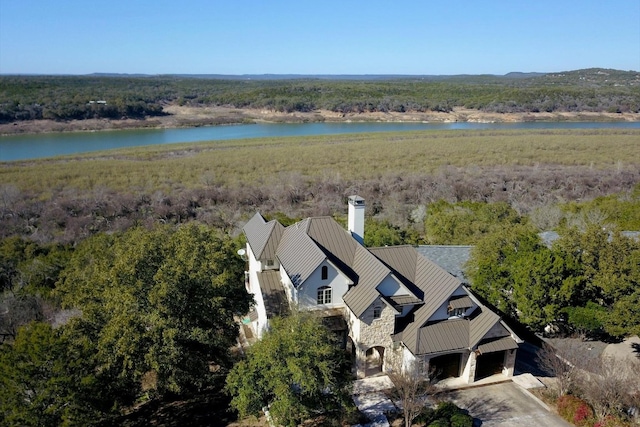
425 201 523 245
364 218 422 247
465 224 542 317
56 224 252 401
0 322 102 426
226 311 351 426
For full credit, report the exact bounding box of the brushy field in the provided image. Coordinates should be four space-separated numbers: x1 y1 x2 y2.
2 129 639 196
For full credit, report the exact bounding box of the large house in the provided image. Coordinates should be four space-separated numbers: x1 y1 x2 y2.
242 196 522 383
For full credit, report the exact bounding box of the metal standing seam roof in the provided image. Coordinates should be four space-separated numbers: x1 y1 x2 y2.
448 295 473 310
477 336 519 354
399 255 464 355
276 220 326 288
417 319 470 354
243 213 284 261
343 245 392 317
256 270 288 318
468 308 502 348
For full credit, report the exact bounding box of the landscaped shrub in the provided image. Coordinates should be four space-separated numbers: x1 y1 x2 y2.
449 412 474 427
416 401 474 427
593 415 632 427
557 395 594 427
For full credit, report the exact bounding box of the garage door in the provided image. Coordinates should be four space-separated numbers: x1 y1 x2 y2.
430 353 462 380
475 351 505 380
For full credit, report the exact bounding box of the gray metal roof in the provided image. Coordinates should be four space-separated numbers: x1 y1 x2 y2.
277 220 326 288
417 319 470 354
469 308 502 348
448 296 473 310
414 245 472 282
256 270 288 318
306 217 359 266
343 246 391 317
243 213 284 261
477 336 519 354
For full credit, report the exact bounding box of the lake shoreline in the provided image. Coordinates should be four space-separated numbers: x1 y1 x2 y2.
1 106 639 136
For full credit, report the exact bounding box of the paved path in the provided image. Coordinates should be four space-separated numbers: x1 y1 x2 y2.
603 335 640 360
445 382 572 427
352 376 395 427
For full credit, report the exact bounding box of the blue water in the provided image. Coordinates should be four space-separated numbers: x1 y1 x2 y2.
1 121 639 162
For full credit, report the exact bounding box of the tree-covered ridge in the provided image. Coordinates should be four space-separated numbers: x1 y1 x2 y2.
1 68 639 122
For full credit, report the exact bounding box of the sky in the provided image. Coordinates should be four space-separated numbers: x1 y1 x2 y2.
0 0 639 75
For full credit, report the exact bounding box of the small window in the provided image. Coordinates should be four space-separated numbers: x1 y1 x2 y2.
321 265 328 280
317 286 332 304
373 305 382 319
448 307 465 317
265 259 274 267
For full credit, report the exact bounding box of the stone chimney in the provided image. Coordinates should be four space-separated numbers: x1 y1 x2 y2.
348 195 365 245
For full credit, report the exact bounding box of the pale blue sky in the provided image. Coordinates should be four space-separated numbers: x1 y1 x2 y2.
1 0 639 75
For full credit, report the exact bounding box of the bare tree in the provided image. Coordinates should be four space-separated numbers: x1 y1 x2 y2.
577 355 640 421
388 362 437 427
537 341 582 397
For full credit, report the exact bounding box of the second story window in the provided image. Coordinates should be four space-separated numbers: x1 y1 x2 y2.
317 286 332 304
321 265 328 280
265 259 275 267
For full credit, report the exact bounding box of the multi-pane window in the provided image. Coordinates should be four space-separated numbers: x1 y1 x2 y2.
373 305 382 319
448 307 466 317
317 286 332 304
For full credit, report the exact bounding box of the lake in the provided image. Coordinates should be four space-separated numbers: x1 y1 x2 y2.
1 121 639 162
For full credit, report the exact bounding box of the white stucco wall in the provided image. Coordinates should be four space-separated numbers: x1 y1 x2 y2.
296 260 350 310
246 243 269 338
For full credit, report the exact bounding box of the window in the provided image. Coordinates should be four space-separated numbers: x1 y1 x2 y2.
448 307 466 317
373 305 382 319
321 265 328 280
265 259 274 267
317 286 332 304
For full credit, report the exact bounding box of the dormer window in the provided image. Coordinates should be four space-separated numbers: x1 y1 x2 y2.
265 259 275 267
447 295 472 317
448 307 466 317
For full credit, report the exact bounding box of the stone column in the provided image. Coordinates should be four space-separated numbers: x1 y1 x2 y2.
461 351 477 384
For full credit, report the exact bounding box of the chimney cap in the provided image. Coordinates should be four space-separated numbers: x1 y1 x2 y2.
348 195 365 206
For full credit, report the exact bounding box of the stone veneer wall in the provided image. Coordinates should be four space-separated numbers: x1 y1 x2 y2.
348 298 402 378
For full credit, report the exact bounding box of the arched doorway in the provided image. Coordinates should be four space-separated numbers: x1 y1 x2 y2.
365 346 385 376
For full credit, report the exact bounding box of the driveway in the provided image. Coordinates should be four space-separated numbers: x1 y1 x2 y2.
444 382 571 427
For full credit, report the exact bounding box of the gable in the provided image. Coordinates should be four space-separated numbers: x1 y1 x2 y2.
243 213 284 261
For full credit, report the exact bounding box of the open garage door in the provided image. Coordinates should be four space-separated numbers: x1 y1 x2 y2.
430 353 462 380
475 351 505 380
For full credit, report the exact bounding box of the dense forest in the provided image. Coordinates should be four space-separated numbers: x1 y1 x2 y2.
1 68 639 123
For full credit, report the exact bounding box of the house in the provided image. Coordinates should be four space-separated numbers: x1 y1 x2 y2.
242 196 522 383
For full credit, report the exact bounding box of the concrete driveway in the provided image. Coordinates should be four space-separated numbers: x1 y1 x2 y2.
444 382 571 427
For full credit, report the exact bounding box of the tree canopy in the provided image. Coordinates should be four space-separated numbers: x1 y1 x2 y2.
225 311 351 427
56 224 252 400
467 224 640 338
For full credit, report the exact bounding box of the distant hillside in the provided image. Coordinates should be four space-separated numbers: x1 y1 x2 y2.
1 68 639 123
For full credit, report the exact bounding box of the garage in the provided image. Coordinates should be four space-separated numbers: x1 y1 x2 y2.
430 353 462 380
475 350 505 380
